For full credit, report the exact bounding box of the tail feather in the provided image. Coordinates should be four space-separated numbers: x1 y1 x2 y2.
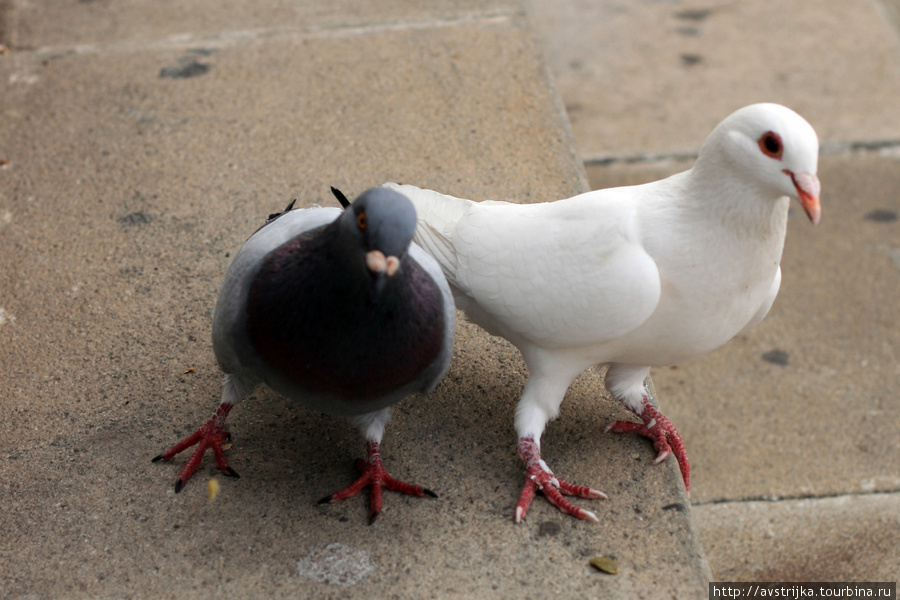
382 182 473 285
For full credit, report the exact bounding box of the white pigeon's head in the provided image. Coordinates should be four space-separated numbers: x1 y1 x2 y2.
703 103 821 224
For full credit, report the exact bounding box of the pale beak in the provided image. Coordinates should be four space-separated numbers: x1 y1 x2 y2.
365 250 401 296
365 250 401 276
784 170 821 225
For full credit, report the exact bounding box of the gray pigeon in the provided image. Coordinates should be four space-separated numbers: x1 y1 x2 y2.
154 187 455 523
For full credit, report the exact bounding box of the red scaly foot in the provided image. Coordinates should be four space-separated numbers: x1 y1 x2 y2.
317 440 436 525
514 437 607 523
152 403 238 492
605 396 690 494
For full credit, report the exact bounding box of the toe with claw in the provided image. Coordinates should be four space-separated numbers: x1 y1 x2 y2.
317 440 436 524
514 437 606 523
152 403 238 492
605 396 690 494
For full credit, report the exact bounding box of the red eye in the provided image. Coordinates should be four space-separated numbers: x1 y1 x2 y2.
758 131 783 159
356 212 367 231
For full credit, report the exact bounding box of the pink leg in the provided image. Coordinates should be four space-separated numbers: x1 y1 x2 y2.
153 402 238 492
318 440 436 524
606 397 690 494
514 437 607 523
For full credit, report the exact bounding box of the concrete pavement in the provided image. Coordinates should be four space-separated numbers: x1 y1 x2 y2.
1 1 708 599
3 0 898 596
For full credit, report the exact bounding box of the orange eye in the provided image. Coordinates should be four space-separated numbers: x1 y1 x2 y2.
356 211 367 231
758 131 783 159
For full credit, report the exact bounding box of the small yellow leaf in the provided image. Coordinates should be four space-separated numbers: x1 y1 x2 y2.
208 478 220 501
590 556 618 574
183 367 196 374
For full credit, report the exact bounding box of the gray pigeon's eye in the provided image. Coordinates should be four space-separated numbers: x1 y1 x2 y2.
356 211 367 231
758 131 783 159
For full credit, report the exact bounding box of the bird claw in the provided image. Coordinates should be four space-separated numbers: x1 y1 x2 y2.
514 438 605 523
653 448 670 465
153 403 236 493
319 440 436 524
606 397 690 493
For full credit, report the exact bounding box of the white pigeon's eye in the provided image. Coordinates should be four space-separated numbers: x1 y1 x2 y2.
758 131 783 159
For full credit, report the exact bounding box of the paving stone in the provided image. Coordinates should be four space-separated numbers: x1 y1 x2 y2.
0 3 710 597
533 0 900 161
695 493 900 580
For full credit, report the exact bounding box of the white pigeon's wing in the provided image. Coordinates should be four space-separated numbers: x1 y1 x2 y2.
454 195 661 348
396 183 661 349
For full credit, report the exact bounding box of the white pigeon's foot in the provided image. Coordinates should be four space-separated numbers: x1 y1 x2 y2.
317 440 437 525
514 437 607 523
605 397 691 494
152 402 239 493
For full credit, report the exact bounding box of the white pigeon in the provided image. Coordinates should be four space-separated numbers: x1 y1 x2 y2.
385 103 821 522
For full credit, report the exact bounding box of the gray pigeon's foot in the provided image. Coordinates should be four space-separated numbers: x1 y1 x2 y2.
152 402 238 493
605 396 691 494
317 440 436 525
514 437 606 523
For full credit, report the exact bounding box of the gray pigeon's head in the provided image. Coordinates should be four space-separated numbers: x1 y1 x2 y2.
339 187 418 280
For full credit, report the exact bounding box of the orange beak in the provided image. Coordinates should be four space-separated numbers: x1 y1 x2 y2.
785 170 821 225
